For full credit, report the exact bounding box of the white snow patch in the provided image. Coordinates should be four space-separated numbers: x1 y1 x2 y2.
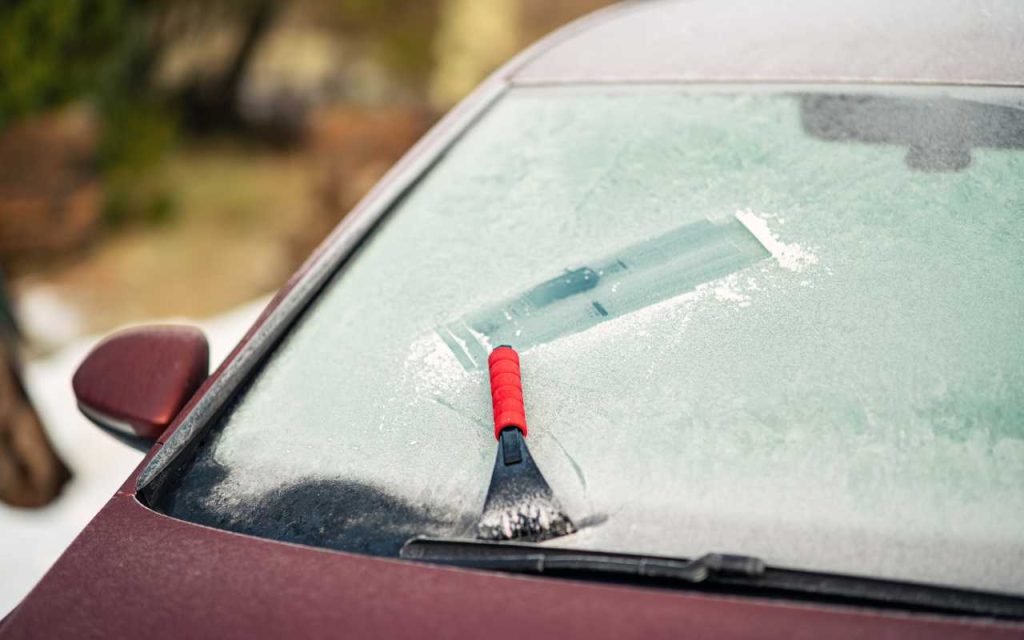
735 209 819 273
403 332 468 397
16 285 83 349
712 274 750 305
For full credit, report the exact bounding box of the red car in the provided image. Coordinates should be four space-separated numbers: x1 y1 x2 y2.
6 0 1024 637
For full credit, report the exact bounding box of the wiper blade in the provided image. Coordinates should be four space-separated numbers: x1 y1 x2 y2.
401 536 763 583
401 537 1024 620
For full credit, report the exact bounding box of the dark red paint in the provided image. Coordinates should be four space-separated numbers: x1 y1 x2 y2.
72 326 209 440
4 495 1021 640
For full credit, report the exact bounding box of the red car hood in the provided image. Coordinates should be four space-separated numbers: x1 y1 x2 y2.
3 494 1021 639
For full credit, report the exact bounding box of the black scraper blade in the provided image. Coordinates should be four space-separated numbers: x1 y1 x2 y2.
478 427 575 541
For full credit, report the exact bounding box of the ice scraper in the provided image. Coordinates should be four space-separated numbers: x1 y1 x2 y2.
477 345 574 541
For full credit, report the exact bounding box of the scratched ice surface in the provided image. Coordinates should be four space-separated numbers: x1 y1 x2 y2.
437 216 770 369
160 86 1024 593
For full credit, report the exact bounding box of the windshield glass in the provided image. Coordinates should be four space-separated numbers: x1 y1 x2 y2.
153 84 1024 596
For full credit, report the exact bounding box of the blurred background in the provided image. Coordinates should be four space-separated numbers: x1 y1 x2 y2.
0 0 613 615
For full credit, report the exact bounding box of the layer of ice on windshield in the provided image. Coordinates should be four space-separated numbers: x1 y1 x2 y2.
158 86 1024 595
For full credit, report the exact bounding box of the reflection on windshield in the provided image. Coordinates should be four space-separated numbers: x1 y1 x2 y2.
161 449 455 556
437 216 769 369
800 94 1024 171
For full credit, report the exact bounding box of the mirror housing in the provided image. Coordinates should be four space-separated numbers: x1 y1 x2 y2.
72 325 209 450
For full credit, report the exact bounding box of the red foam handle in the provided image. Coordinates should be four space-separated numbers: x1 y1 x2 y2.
488 346 527 440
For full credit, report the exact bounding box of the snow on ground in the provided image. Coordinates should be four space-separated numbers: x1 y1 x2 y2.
0 297 269 617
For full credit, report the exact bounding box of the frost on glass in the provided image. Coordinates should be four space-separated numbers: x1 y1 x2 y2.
157 86 1024 595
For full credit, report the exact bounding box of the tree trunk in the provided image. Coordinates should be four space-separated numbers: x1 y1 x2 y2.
0 279 70 508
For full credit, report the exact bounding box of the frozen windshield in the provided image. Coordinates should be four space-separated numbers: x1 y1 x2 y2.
153 85 1024 596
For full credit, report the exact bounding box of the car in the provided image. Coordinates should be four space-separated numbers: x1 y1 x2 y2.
4 0 1024 637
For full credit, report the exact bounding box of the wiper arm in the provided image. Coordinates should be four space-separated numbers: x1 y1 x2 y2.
401 537 1024 621
401 536 763 583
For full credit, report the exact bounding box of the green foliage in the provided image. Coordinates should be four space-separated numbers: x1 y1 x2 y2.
0 0 132 128
93 19 179 227
0 0 441 228
0 0 179 227
98 97 179 227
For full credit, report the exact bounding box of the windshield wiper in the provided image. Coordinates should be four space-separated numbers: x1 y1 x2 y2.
401 537 1024 620
402 536 763 582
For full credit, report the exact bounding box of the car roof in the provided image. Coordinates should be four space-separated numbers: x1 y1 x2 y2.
510 0 1024 86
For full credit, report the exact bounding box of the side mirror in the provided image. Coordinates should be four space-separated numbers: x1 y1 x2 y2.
72 325 209 451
